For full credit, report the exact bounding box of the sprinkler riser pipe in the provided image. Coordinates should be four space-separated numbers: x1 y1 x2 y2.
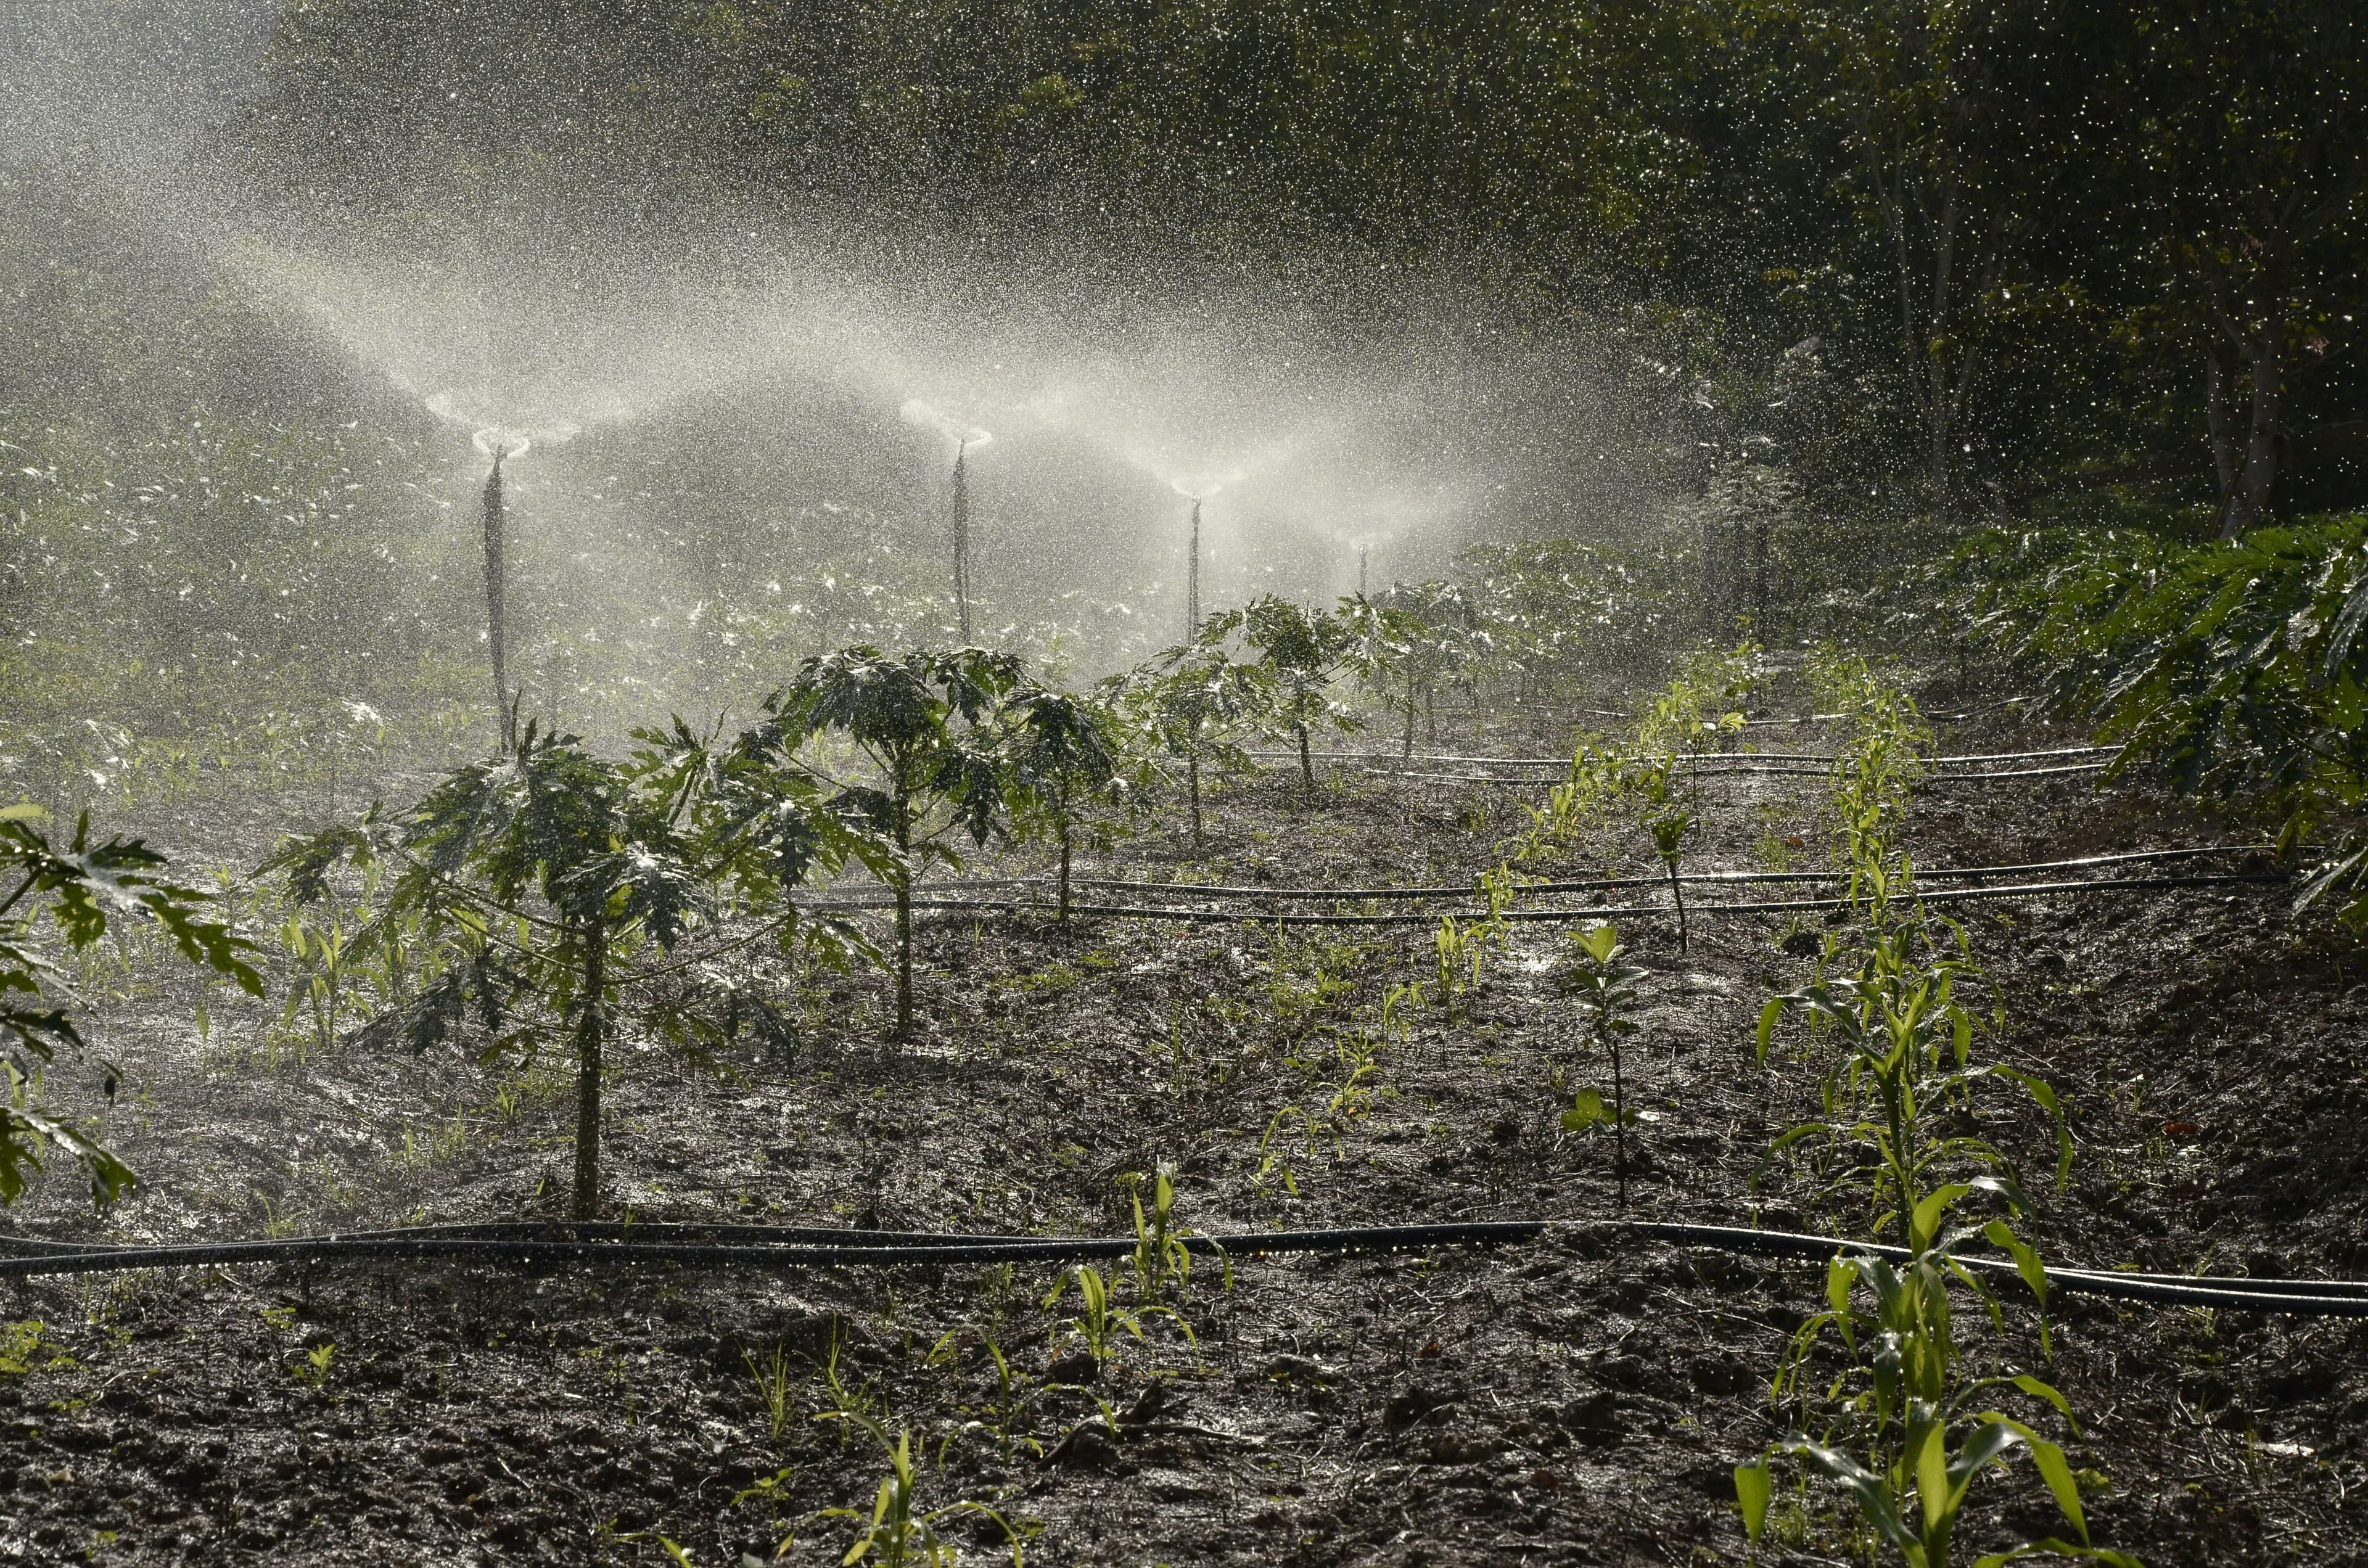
1186 499 1202 640
952 447 973 643
482 453 511 750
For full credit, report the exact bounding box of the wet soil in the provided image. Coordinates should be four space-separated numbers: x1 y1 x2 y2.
0 681 2360 1567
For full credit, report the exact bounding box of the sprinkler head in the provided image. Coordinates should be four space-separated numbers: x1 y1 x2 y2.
900 398 991 449
471 427 531 461
425 390 576 458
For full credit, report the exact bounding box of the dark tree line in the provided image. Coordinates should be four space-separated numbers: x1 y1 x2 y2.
228 0 2366 549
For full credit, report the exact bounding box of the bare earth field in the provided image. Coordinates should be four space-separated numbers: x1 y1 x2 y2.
0 685 2357 1567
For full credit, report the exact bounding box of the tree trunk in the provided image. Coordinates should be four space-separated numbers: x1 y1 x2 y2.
1752 518 1772 626
1296 721 1314 795
1701 517 1726 632
2203 343 2237 515
570 920 606 1220
2224 330 2284 537
1186 751 1202 847
1664 856 1690 956
1402 669 1416 760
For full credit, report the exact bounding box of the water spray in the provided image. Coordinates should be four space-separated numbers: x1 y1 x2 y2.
901 401 992 644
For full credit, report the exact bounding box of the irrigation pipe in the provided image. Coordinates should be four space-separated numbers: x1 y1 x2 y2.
1362 761 2115 785
1741 698 2037 728
1251 742 2115 771
0 1222 1543 1280
804 872 2286 927
814 846 2278 909
7 1217 2361 1315
1620 1222 2368 1318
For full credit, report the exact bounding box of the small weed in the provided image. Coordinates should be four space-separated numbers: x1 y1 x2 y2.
745 1341 794 1448
291 1344 335 1388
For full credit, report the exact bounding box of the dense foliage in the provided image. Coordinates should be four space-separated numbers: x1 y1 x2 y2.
1949 513 2368 919
0 805 261 1202
225 0 2367 550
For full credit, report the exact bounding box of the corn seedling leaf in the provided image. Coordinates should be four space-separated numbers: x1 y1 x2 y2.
1734 1458 1771 1543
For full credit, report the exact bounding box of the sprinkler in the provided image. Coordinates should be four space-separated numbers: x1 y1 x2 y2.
900 401 993 644
475 430 530 753
1170 479 1223 641
1186 499 1201 639
427 392 572 753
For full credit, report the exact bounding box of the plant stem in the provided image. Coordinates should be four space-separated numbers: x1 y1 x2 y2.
1664 855 1689 954
1186 751 1202 847
1611 1032 1627 1210
1056 802 1072 923
893 770 913 1036
571 919 606 1220
1296 721 1314 795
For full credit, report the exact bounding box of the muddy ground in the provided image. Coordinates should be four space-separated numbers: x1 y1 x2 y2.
0 674 2359 1567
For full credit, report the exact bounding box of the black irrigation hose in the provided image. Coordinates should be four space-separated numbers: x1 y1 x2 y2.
1252 742 2115 771
1621 1222 2368 1318
0 1222 1545 1280
1366 761 2115 785
813 872 2285 927
9 1217 2361 1315
826 845 2277 909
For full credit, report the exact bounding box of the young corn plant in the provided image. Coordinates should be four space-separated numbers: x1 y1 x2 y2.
1563 923 1645 1207
1754 926 2068 1244
1737 1182 2138 1568
1810 647 1933 925
814 1412 1024 1568
1046 1260 1193 1374
1125 1162 1197 1306
1742 917 2127 1567
745 1340 794 1450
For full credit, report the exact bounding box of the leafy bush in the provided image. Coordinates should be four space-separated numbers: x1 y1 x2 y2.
1949 515 2368 919
1 804 261 1201
763 647 1021 1033
268 719 884 1217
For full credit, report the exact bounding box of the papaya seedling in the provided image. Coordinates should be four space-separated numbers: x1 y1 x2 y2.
1563 922 1645 1206
998 683 1138 922
764 646 1022 1034
1647 808 1695 954
265 718 884 1218
1122 644 1272 847
1199 595 1372 795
